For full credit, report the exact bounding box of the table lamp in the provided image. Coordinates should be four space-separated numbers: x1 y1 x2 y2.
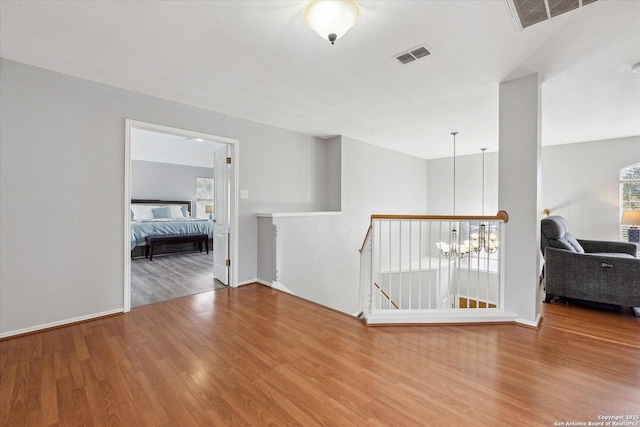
621 210 640 243
205 204 213 221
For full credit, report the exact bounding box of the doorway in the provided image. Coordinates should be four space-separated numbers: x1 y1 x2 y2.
124 120 239 312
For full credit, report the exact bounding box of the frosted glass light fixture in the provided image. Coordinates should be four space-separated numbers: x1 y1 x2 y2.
303 0 360 45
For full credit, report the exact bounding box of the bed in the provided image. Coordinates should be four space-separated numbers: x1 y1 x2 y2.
130 199 214 258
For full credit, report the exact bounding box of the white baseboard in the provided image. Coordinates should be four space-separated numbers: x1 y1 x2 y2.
364 309 518 325
271 281 293 294
0 308 124 339
240 278 293 294
228 278 293 295
252 279 294 295
238 279 260 287
515 313 542 328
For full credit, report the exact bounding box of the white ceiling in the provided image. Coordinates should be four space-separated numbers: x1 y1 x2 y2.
1 0 638 159
131 129 223 168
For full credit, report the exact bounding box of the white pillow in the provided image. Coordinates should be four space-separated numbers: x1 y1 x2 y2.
169 205 187 218
131 205 159 220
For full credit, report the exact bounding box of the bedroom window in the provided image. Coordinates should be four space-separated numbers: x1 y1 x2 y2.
196 177 214 219
620 163 640 240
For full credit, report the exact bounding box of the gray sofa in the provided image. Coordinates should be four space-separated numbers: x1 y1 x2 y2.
540 216 640 308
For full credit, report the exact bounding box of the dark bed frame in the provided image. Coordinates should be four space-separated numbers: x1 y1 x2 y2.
131 199 210 259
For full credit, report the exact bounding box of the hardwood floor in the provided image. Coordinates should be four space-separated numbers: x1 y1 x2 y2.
2 284 639 426
541 298 640 348
131 251 224 308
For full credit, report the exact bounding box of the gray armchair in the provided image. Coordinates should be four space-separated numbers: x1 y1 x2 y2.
540 216 640 308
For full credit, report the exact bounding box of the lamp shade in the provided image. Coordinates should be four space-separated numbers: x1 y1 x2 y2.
205 205 214 214
621 210 640 226
303 0 360 44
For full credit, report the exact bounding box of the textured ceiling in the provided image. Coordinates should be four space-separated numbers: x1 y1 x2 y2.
1 0 638 159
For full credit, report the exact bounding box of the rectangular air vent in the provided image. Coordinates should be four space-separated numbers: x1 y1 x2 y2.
506 0 597 30
394 44 433 65
548 0 579 18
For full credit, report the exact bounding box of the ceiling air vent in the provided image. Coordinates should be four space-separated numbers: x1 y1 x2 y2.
395 44 433 65
506 0 597 30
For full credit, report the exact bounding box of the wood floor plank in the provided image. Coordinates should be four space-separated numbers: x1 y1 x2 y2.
252 377 324 426
541 299 640 348
2 283 640 425
130 251 223 308
39 355 58 426
220 386 295 427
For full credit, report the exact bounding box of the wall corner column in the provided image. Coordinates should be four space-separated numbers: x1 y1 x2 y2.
498 73 542 326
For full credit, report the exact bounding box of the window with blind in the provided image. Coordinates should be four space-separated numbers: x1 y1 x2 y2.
620 163 640 240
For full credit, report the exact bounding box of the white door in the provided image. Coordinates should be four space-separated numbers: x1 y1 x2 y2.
214 146 230 285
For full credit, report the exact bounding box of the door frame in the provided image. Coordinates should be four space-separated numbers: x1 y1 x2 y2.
124 119 240 312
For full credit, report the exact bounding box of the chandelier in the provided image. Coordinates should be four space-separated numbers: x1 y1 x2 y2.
471 147 499 255
470 224 499 254
436 228 470 258
437 132 468 258
436 136 499 258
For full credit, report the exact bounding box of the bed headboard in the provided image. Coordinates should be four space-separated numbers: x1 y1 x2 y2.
131 199 192 216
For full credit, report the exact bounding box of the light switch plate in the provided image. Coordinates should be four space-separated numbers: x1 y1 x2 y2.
240 190 249 199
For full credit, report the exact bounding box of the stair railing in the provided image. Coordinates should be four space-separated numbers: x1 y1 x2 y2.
359 212 510 324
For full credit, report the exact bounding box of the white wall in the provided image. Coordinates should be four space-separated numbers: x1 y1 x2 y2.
325 136 341 211
0 59 329 335
256 216 275 285
264 136 428 314
542 136 640 241
340 136 428 218
131 160 213 213
427 136 640 241
131 129 223 168
427 151 499 216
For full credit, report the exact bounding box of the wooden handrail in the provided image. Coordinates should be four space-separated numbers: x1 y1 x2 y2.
370 210 509 224
359 225 372 253
373 282 399 309
359 211 509 253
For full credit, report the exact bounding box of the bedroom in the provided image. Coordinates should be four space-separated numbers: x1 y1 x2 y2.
129 127 228 307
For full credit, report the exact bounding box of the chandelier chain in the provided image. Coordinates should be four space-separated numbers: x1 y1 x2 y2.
481 148 487 216
451 132 458 216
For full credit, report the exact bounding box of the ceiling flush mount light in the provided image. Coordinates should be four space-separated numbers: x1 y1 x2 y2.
303 0 360 45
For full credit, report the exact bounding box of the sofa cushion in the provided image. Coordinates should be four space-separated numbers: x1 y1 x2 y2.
565 233 585 254
541 217 566 239
586 252 636 259
541 216 585 253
